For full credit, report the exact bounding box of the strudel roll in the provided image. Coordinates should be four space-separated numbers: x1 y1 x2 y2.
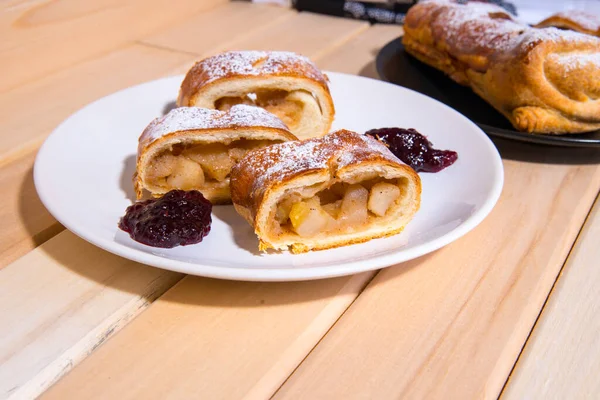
177 51 335 139
535 10 600 37
134 105 297 204
230 130 421 253
403 0 600 134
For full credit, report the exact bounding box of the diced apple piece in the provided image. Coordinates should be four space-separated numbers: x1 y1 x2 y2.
339 184 369 226
322 200 342 219
215 96 254 111
255 90 304 128
289 198 332 237
166 157 205 190
184 144 233 182
228 147 247 162
148 154 177 182
368 182 401 217
275 197 296 224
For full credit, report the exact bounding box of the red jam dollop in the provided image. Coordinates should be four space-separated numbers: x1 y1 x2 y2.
366 127 458 173
119 190 212 248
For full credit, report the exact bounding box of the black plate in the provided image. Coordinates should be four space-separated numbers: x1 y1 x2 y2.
376 38 600 148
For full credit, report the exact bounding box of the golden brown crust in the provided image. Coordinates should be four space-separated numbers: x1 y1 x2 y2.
403 0 600 134
178 51 329 103
230 130 422 253
535 10 600 37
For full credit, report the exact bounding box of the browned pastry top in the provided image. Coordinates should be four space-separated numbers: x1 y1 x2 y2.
179 51 329 97
230 129 410 213
406 0 600 72
138 105 294 154
536 10 600 37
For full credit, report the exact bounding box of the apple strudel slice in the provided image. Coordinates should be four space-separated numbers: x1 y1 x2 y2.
177 51 335 140
134 105 297 204
230 130 421 253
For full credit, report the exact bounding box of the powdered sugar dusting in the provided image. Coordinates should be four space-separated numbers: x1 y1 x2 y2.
235 130 405 201
424 0 600 59
336 133 399 169
139 105 290 147
427 0 522 55
189 51 326 87
553 10 600 32
549 51 600 73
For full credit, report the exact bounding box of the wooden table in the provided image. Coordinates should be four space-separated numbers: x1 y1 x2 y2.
2 2 599 399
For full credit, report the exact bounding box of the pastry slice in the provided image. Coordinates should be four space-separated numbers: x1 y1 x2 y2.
134 105 297 204
177 51 335 140
230 130 421 253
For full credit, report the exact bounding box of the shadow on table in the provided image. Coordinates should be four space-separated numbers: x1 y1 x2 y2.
159 254 430 308
15 164 65 259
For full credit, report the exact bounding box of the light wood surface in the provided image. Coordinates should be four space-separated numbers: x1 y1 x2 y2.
41 272 375 400
0 232 181 400
0 2 599 399
502 194 600 400
1 0 224 92
0 44 195 165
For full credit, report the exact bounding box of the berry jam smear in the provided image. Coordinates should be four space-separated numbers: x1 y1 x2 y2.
119 190 212 248
366 128 458 173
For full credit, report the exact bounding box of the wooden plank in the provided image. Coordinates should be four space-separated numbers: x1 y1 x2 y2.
316 24 403 78
141 10 370 59
0 150 62 269
0 44 195 165
0 232 183 400
0 0 225 92
502 195 600 400
40 272 374 400
141 2 295 54
273 144 600 399
34 24 392 399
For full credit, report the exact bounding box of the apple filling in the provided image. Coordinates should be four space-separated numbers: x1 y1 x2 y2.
214 90 320 136
146 139 277 192
273 179 409 238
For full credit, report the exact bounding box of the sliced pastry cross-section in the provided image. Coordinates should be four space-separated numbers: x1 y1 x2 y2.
135 105 297 204
230 130 422 253
177 51 335 140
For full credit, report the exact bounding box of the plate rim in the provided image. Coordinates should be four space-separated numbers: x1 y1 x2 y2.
34 72 504 281
376 37 600 148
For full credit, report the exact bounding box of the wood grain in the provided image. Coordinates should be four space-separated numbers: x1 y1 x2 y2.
502 194 600 400
141 2 294 54
0 0 225 92
0 232 182 400
0 44 194 165
274 146 600 400
141 10 369 59
0 150 62 269
41 272 374 400
316 24 403 78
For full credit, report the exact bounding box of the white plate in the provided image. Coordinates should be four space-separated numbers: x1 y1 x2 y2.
34 73 503 281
